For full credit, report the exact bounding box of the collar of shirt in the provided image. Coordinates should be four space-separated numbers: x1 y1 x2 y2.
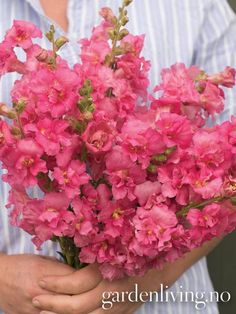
24 0 83 44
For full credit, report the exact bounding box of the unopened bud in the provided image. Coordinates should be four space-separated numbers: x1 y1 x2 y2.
7 111 16 119
79 88 87 97
165 146 177 156
100 7 117 25
118 29 129 40
55 36 69 51
46 56 56 65
195 70 207 82
0 103 16 119
36 49 49 62
147 164 157 173
13 99 26 114
88 103 95 112
230 196 236 205
152 154 167 163
123 0 133 6
83 111 93 121
108 29 117 40
113 46 124 56
121 16 129 26
45 25 55 42
11 126 21 136
75 121 87 134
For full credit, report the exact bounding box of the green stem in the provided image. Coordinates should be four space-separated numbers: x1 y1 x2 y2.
108 0 130 68
177 195 228 217
57 237 85 270
16 112 25 138
49 25 57 61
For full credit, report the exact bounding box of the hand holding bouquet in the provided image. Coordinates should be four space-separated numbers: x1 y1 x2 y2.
0 0 236 280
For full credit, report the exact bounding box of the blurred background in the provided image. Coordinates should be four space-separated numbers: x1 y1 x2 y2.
229 0 236 11
207 4 236 314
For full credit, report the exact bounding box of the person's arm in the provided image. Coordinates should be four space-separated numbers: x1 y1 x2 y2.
32 237 221 314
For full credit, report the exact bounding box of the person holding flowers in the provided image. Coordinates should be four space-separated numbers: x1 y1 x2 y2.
0 1 236 314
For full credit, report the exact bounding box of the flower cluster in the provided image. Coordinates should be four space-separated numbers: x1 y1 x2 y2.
1 0 236 280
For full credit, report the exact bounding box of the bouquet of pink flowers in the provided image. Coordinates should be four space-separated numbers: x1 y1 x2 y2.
0 0 236 280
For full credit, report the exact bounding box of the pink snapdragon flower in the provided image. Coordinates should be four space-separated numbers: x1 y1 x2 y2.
207 66 235 88
82 183 111 209
98 201 135 238
0 41 25 77
2 139 47 187
0 119 15 155
130 205 178 256
154 63 200 105
187 203 231 243
156 112 193 149
158 156 193 205
191 129 232 175
200 82 224 114
8 190 73 249
79 21 111 65
30 67 79 118
222 175 236 197
134 181 161 206
121 34 145 57
117 34 151 100
54 160 90 198
71 198 98 247
37 192 74 239
99 7 116 24
120 117 165 168
24 118 71 156
82 120 115 154
5 20 42 49
106 146 146 200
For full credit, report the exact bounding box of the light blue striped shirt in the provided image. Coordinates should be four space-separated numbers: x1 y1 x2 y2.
0 1 236 313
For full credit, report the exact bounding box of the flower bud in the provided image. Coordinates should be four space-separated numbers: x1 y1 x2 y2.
165 146 177 156
223 176 236 197
121 16 129 26
100 7 117 25
83 111 93 121
36 49 49 62
13 99 26 114
123 0 133 6
147 164 157 173
118 29 129 40
152 154 167 163
113 46 124 56
45 25 55 42
75 121 87 134
0 103 16 119
55 36 69 51
108 29 117 40
207 66 236 88
230 196 236 205
11 126 21 136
